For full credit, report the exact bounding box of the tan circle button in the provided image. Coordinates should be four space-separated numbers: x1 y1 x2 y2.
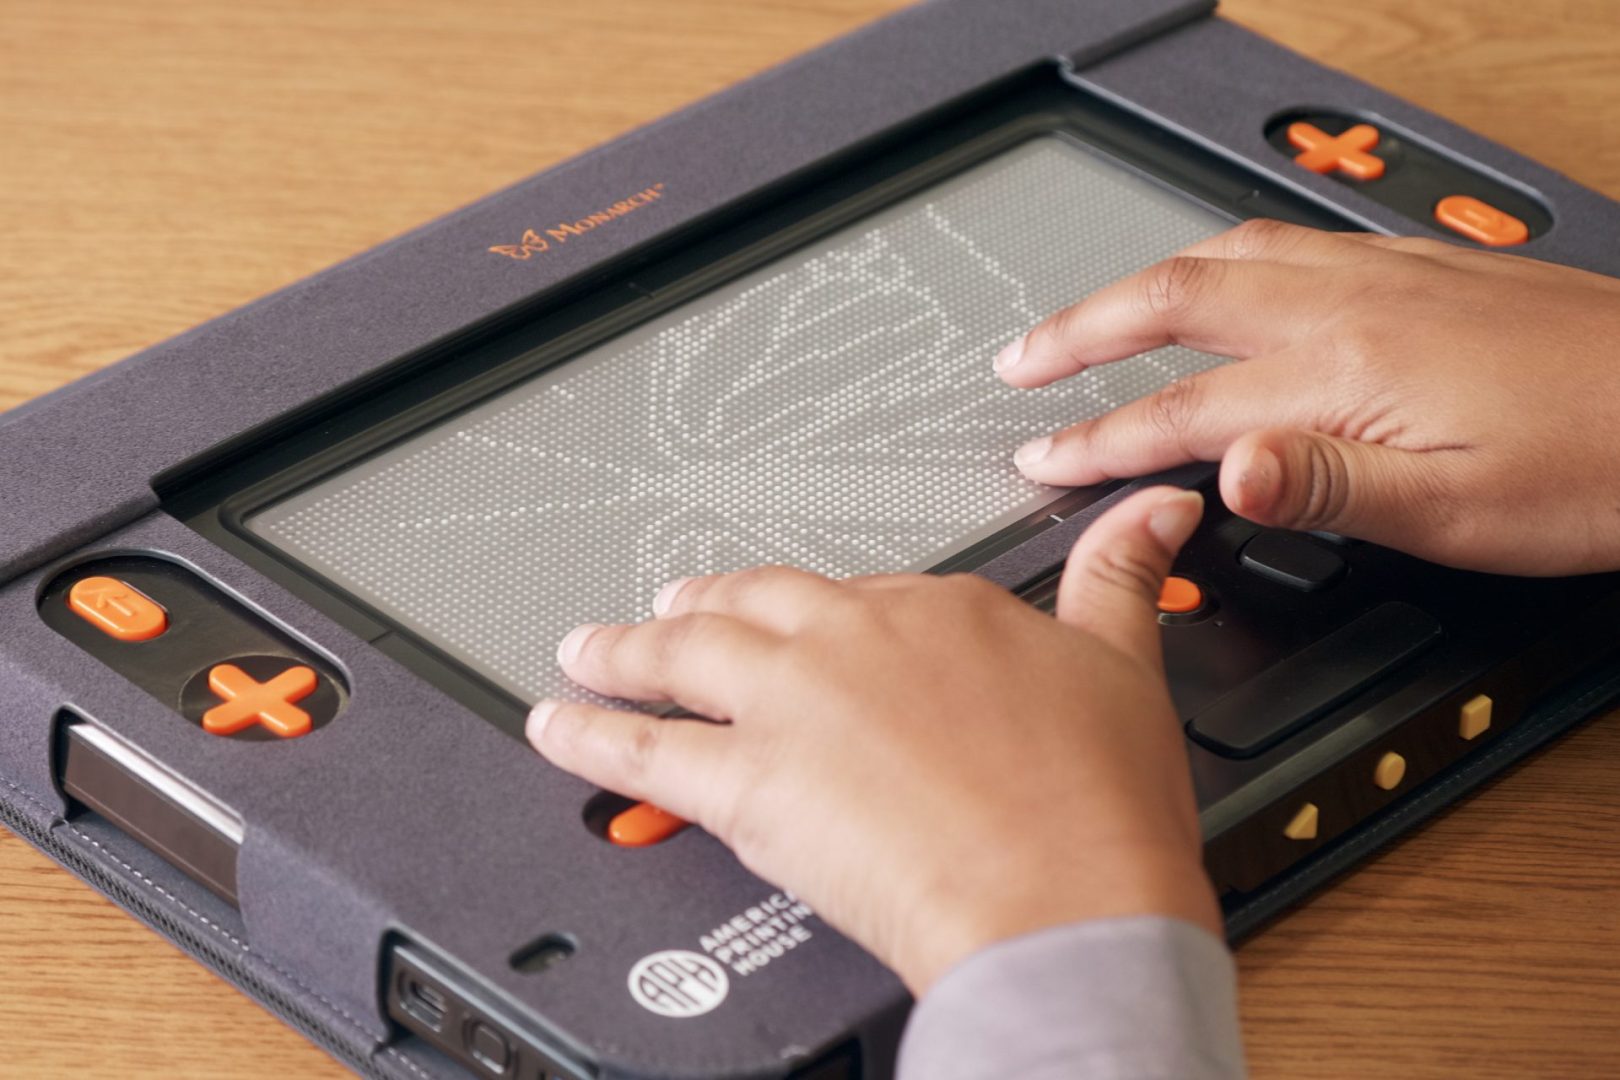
1373 751 1407 791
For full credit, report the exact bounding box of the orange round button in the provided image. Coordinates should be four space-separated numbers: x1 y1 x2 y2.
1158 576 1204 615
608 803 689 848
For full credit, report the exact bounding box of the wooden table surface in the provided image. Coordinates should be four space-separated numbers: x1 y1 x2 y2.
4 1 1620 1076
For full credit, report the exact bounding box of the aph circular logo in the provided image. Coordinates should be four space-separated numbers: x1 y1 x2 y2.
628 950 729 1018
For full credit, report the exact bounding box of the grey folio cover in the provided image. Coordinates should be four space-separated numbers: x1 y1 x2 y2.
0 4 1218 1079
4 4 1620 1080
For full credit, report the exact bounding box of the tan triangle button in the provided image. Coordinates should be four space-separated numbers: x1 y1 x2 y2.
1284 802 1320 841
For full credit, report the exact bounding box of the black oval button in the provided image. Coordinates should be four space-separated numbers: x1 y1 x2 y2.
1239 531 1347 592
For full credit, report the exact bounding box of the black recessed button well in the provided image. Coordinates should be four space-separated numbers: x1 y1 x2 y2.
1264 110 1553 243
1240 531 1347 591
1189 602 1442 757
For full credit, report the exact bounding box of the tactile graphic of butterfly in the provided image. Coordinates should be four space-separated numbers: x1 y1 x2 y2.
264 143 1230 703
488 229 551 260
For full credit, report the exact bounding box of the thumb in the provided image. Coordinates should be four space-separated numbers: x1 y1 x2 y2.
1220 428 1450 541
1055 486 1205 661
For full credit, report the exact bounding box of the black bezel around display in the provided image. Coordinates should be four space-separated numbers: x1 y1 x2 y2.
165 64 1350 738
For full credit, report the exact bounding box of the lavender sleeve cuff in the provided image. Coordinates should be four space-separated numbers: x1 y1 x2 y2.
896 915 1246 1080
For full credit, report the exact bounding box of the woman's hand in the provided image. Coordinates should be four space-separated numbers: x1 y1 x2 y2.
528 486 1218 995
998 220 1620 575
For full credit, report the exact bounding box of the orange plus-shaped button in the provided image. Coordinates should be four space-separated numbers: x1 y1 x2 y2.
1287 122 1386 181
202 663 318 738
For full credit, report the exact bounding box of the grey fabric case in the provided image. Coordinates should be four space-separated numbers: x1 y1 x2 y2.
5 3 1620 1078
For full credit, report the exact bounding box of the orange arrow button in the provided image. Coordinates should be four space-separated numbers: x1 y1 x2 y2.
68 576 169 642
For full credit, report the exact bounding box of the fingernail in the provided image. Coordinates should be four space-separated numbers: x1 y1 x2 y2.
556 624 600 667
526 700 560 744
653 577 691 617
1014 435 1052 470
1238 445 1282 509
993 335 1027 373
1148 489 1205 548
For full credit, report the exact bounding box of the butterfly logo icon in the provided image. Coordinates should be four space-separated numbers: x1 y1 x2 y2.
489 229 550 260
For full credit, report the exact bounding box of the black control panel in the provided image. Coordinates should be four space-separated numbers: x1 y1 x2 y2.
39 556 348 741
1026 475 1620 898
1266 110 1553 246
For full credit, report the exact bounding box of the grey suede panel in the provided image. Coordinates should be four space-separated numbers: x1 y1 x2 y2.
0 645 72 825
0 0 1215 588
374 1040 462 1080
46 811 431 1080
1077 18 1620 274
3 510 903 1076
58 812 253 960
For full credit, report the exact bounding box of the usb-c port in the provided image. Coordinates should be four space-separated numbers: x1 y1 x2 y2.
400 975 448 1031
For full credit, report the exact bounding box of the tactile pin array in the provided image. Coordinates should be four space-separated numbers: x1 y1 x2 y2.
251 139 1230 704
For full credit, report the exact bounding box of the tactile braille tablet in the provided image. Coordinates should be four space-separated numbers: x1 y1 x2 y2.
248 138 1231 704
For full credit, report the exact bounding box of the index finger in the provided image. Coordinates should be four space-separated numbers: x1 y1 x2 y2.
1013 350 1322 487
995 255 1335 390
528 701 735 836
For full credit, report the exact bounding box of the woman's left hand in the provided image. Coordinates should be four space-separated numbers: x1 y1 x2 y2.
527 486 1219 995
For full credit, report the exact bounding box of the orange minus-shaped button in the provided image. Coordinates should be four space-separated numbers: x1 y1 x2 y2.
608 802 689 847
1158 576 1205 615
68 576 169 642
1434 195 1529 247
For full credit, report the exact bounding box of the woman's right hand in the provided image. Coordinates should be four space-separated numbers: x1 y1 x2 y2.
996 219 1620 576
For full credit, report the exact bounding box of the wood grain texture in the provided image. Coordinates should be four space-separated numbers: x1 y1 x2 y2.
3 1 1618 1076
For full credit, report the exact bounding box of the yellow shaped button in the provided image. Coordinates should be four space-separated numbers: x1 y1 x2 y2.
1373 751 1407 791
1284 802 1320 841
1459 694 1493 741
